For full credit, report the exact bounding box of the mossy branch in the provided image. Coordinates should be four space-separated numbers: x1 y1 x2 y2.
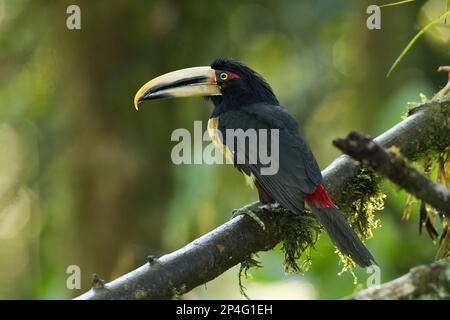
347 258 450 300
333 131 450 216
75 96 450 300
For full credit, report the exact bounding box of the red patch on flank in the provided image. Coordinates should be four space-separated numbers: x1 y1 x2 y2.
305 184 336 208
228 72 240 80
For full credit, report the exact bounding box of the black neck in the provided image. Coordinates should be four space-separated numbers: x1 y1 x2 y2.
209 94 278 118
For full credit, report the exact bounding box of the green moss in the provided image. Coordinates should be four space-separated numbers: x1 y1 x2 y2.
409 99 450 158
239 254 261 299
337 253 358 285
411 146 450 259
339 167 384 241
238 209 322 298
278 210 321 273
333 167 385 278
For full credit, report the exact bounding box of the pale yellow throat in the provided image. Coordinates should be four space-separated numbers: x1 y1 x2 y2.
207 117 233 161
207 117 255 188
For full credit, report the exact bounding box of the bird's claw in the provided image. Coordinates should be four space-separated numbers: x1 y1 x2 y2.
232 207 266 230
231 202 282 231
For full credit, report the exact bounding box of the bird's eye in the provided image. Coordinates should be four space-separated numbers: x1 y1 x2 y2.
219 72 229 81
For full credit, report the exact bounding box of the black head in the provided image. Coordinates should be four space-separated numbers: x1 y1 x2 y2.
210 59 279 116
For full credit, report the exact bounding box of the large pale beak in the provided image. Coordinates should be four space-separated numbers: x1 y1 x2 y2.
134 66 221 110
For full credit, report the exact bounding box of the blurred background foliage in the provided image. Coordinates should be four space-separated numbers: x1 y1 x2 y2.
0 0 448 299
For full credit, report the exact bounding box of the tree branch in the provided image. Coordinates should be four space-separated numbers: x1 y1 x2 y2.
75 96 450 300
333 131 450 215
347 258 450 300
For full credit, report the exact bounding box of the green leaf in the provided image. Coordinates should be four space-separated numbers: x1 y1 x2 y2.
379 0 414 8
387 10 450 78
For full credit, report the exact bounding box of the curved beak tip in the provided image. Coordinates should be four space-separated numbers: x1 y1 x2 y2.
133 94 143 110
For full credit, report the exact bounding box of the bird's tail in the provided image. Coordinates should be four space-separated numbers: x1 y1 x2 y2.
309 205 375 267
305 184 375 267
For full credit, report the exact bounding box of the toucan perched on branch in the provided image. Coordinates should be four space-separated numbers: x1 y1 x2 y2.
134 59 375 267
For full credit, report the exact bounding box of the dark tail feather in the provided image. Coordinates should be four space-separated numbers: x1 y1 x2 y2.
310 206 376 267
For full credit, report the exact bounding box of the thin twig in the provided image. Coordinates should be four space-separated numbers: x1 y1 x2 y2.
333 132 450 216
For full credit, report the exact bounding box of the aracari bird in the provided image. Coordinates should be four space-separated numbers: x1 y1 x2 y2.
134 59 375 267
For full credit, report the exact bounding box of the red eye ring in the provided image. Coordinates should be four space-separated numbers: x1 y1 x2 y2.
218 71 240 81
228 72 240 80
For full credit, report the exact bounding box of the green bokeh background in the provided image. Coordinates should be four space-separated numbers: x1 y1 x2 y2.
0 0 448 299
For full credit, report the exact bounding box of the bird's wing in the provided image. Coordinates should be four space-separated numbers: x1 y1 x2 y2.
217 103 322 213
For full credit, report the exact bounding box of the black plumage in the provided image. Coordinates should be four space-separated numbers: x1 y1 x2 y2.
209 59 375 267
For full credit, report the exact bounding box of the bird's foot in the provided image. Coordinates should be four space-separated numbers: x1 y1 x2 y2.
231 202 266 230
231 202 282 231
